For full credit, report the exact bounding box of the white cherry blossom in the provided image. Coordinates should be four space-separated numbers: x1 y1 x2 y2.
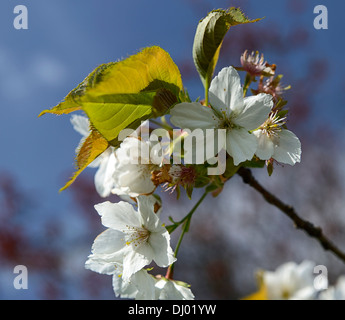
85 233 156 299
319 276 345 300
253 112 301 165
91 196 176 281
261 260 317 300
170 66 273 165
112 136 163 197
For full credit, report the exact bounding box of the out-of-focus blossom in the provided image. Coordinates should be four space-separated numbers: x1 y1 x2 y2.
259 261 317 300
254 75 291 102
240 50 276 77
319 276 345 300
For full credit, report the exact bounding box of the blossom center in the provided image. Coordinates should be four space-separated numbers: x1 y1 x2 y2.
260 112 286 138
124 225 151 247
218 112 237 130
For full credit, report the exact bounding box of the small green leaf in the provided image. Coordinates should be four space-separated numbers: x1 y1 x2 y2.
266 159 274 176
276 109 289 119
192 8 262 97
166 223 179 234
186 184 193 200
242 158 266 168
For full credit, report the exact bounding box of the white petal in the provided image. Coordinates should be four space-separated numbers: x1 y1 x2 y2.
90 229 124 255
290 286 318 300
115 164 156 196
112 273 138 299
70 114 90 137
149 231 176 267
116 137 150 164
94 201 140 230
263 260 316 300
122 248 151 280
155 280 177 300
85 246 124 275
155 279 194 300
85 255 119 275
133 270 157 300
234 93 273 130
209 66 244 116
137 195 161 230
94 149 117 197
170 102 219 130
293 260 316 289
319 287 336 300
328 276 345 300
226 128 257 165
273 129 301 165
171 281 195 300
253 130 275 160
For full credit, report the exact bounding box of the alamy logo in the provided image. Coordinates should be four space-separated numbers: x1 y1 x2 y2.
117 122 227 175
314 265 328 290
313 5 328 30
13 5 28 30
13 265 28 290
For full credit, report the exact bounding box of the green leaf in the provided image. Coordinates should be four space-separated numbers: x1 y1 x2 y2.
40 46 183 130
39 46 184 190
166 221 179 234
81 92 155 143
38 64 111 117
192 7 262 99
185 184 193 200
276 109 289 119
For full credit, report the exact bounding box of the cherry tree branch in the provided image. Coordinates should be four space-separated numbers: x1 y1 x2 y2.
237 167 345 265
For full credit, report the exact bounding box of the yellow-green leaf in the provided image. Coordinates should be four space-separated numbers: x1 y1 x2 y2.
81 92 155 143
38 80 87 116
86 46 183 97
41 46 183 137
41 46 184 191
80 46 183 143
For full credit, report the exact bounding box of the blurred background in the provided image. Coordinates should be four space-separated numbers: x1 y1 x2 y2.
1 0 345 299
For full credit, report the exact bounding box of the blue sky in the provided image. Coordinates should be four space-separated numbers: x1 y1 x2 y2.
0 0 344 299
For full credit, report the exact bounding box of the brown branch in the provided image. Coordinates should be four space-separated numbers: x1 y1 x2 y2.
237 167 345 265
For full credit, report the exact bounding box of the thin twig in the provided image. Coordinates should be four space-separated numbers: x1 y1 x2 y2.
237 167 345 265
